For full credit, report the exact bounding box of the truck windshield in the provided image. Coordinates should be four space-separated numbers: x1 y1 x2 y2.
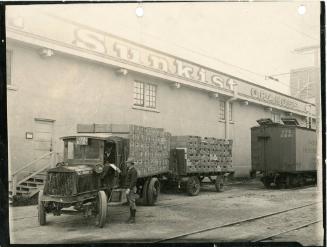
67 138 100 160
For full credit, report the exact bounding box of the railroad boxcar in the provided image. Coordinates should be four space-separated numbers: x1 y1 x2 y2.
251 118 317 188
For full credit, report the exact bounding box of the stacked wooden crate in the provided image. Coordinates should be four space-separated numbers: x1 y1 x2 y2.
170 136 233 174
128 125 171 177
77 123 171 178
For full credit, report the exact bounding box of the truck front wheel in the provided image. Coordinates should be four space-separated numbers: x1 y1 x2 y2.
95 190 108 228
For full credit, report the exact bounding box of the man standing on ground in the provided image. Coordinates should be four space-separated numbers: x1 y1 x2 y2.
125 157 138 223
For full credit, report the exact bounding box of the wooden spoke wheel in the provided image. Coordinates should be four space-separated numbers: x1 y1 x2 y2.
186 176 200 196
95 190 108 228
147 177 160 206
215 175 224 192
38 190 46 226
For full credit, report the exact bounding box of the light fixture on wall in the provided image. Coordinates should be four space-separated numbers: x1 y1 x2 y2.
265 107 273 112
116 68 128 76
39 48 54 58
210 92 219 98
287 112 293 116
242 100 249 106
171 82 181 89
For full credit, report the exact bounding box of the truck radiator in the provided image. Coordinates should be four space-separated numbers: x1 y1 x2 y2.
45 172 76 196
76 174 99 193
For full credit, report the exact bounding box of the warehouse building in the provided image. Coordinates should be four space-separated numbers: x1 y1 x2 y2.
6 12 316 178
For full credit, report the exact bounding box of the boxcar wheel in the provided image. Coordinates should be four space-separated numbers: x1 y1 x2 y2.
38 190 46 226
95 190 107 228
147 177 160 206
186 176 200 196
215 175 224 192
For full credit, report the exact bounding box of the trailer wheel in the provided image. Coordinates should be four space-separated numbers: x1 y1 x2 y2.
186 176 200 196
95 190 107 228
38 190 46 226
215 175 224 192
147 177 160 206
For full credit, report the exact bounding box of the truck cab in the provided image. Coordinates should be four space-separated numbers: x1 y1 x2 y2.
39 134 128 227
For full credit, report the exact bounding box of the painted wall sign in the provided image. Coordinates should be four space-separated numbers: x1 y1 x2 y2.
250 87 299 111
72 27 235 91
6 12 315 115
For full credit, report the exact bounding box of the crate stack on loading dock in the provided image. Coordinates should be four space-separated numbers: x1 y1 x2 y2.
170 136 233 173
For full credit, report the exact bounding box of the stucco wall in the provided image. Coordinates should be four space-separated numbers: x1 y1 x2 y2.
7 41 308 177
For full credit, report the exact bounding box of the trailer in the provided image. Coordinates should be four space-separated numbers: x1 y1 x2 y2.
167 136 234 196
251 118 317 189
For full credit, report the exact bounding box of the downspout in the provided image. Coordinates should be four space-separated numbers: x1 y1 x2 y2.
225 100 230 139
224 81 238 140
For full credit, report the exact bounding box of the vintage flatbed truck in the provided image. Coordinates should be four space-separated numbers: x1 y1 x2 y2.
251 118 317 188
38 124 233 227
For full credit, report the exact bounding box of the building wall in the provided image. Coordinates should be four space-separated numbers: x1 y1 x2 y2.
7 41 308 177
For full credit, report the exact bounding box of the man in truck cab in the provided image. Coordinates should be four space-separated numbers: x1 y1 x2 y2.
125 157 138 223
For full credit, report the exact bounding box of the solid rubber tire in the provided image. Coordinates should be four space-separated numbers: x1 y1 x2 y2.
147 177 160 206
215 175 224 192
95 190 107 228
186 176 200 196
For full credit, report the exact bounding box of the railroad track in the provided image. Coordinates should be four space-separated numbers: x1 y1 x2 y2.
253 220 322 242
152 201 322 243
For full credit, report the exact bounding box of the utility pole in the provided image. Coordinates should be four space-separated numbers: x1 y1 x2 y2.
294 45 321 193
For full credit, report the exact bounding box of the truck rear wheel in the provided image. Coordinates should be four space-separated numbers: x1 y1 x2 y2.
137 179 150 205
147 177 160 206
95 190 107 228
186 176 200 196
215 175 224 192
38 190 46 226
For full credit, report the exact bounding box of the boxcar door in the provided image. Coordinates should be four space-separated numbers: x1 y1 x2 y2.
251 127 269 173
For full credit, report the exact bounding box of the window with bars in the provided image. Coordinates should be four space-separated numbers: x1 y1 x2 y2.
6 50 12 85
133 81 157 108
219 101 233 121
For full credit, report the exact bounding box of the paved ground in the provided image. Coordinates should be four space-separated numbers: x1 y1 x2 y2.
9 179 324 245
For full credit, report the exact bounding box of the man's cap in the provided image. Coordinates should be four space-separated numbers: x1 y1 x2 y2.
126 157 135 164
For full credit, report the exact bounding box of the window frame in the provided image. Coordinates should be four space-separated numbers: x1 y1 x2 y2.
133 80 157 109
271 112 281 123
219 100 233 122
219 100 225 120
